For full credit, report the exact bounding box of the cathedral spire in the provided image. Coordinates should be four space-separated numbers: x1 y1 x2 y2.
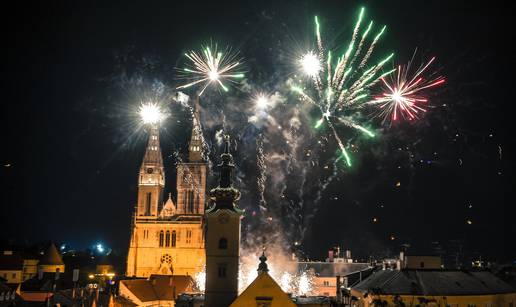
142 124 163 168
137 123 165 217
188 96 203 162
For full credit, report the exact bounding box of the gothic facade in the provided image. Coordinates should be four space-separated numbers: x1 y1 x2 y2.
126 101 206 278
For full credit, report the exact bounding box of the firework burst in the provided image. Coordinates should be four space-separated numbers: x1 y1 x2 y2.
370 55 445 123
291 8 394 166
177 44 244 96
138 101 165 124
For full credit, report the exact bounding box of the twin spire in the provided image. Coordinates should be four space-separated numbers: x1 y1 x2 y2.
143 95 204 167
188 96 203 162
142 124 164 167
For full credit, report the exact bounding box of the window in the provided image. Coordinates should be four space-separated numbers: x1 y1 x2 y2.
186 230 192 244
161 254 172 264
187 190 195 213
256 298 272 307
12 273 16 279
323 280 330 286
171 231 177 247
219 238 228 249
218 265 227 278
145 192 152 215
165 231 171 247
420 262 425 268
159 231 164 247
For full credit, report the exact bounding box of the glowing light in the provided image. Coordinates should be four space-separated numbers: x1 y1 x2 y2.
300 52 321 77
177 44 244 96
255 94 269 110
292 8 393 166
209 71 219 81
96 244 105 253
370 55 445 124
298 271 312 295
194 269 206 292
139 102 164 124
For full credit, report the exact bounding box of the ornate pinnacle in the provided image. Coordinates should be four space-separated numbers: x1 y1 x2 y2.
257 249 269 273
208 134 241 212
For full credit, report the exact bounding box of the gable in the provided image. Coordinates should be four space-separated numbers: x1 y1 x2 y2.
230 273 296 307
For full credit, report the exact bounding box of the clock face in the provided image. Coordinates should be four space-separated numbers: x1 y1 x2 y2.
147 168 153 174
218 213 229 224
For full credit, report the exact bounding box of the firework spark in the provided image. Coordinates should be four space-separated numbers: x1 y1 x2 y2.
370 55 445 123
291 8 393 166
194 268 206 292
177 44 244 96
139 102 165 124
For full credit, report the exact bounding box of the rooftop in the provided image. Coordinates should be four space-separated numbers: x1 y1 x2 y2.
353 269 516 296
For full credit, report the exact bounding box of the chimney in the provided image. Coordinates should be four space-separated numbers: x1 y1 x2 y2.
328 250 334 262
335 246 341 258
399 251 405 269
55 271 60 280
38 267 44 280
345 250 351 259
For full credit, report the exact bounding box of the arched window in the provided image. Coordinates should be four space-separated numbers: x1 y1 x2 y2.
188 190 194 213
159 231 164 247
171 230 177 247
145 192 152 215
165 231 170 247
218 238 227 249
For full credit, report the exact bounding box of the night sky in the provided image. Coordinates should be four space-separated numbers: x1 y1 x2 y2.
1 0 514 263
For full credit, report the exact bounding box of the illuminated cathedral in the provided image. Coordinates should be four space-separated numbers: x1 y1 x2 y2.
126 98 207 278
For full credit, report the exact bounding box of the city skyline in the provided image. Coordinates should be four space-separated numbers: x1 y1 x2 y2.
1 0 514 263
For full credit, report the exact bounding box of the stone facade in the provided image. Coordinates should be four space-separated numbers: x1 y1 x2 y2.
126 105 206 278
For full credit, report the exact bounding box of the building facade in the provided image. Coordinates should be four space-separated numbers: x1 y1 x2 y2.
126 100 206 278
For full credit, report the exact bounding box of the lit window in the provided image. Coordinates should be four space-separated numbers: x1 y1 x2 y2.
323 280 330 286
165 231 170 247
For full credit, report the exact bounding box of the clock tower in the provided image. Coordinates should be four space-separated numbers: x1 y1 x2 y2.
205 136 243 307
